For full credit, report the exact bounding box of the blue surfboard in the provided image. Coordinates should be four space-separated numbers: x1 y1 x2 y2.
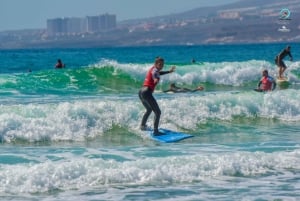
146 128 193 143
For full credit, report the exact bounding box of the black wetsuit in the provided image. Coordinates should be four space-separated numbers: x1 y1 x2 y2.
139 87 161 131
275 49 292 68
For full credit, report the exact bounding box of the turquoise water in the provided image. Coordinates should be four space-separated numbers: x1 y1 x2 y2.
0 44 300 200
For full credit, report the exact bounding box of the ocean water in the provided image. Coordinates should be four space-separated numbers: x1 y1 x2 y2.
0 43 300 201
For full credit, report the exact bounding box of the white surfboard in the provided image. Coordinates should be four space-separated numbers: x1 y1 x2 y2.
276 77 289 85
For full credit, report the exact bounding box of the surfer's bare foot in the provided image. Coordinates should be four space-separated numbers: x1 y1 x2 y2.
140 125 147 131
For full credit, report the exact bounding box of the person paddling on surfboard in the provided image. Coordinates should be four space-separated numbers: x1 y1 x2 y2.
163 83 204 93
139 57 175 136
275 45 293 79
256 69 276 92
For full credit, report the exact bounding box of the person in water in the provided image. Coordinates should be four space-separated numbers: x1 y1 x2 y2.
55 59 65 69
275 45 292 79
256 69 276 92
163 83 204 93
138 57 176 136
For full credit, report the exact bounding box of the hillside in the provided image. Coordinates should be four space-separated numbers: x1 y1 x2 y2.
0 0 299 49
117 0 300 45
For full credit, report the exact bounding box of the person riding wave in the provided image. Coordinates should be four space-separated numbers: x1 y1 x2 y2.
138 57 176 136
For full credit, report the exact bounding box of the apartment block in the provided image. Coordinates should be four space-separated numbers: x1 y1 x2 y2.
47 14 116 35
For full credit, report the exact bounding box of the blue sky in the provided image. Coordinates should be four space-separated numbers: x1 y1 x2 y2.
0 0 238 31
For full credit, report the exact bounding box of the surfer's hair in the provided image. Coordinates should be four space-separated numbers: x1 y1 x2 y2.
155 57 164 64
262 69 268 74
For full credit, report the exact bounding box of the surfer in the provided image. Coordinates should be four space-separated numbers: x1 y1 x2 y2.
275 45 293 79
163 83 204 93
55 59 65 69
256 69 276 92
138 57 175 136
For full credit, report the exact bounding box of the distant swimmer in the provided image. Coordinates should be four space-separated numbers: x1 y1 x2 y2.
256 69 276 92
163 83 204 93
191 58 204 65
55 59 65 69
275 45 292 79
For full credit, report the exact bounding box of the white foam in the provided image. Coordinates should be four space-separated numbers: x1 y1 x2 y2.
0 148 299 194
87 59 300 86
1 88 300 142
